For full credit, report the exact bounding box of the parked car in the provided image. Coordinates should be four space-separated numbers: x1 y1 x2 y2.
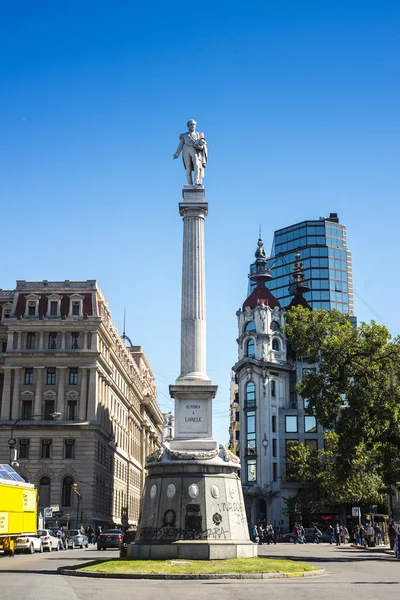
66 529 89 549
119 529 137 557
97 529 122 550
278 528 316 543
38 529 60 552
15 533 43 554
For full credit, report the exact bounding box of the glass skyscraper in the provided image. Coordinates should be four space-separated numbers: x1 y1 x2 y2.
249 213 354 315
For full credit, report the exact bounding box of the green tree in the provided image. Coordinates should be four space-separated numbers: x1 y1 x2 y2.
284 306 400 515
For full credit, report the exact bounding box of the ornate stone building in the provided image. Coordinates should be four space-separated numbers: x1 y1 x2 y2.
0 280 162 529
232 240 324 530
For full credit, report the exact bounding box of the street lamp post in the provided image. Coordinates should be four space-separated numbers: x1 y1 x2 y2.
8 412 62 467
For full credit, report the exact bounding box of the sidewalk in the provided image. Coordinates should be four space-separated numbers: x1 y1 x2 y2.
351 543 393 555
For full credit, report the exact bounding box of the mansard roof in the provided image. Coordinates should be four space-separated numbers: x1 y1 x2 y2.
242 284 281 311
287 293 312 311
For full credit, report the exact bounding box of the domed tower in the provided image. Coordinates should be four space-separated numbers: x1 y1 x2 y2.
232 236 291 528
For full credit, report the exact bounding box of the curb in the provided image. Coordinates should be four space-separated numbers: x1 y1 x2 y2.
350 544 394 555
57 566 326 580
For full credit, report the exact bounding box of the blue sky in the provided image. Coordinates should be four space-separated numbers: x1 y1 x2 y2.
1 1 399 443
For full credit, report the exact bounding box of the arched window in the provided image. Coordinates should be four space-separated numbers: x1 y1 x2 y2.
244 321 256 332
245 382 256 408
62 476 73 507
271 321 280 331
246 338 255 358
272 338 280 351
39 476 50 507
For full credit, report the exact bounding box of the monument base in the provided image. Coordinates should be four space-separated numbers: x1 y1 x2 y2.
129 539 257 560
131 447 256 560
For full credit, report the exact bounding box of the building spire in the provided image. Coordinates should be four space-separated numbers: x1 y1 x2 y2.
249 235 272 285
289 250 310 296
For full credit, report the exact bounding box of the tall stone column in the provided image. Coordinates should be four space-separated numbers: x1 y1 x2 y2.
170 187 217 451
177 191 209 383
11 368 22 420
79 368 88 421
87 367 98 421
56 367 67 416
33 367 44 415
0 368 13 420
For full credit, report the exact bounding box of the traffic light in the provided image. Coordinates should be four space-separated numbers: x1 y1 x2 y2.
66 514 70 521
72 483 78 493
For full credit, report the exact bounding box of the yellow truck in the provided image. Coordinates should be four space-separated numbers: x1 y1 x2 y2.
0 464 37 556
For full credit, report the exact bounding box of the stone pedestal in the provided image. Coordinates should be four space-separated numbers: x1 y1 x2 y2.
131 449 257 559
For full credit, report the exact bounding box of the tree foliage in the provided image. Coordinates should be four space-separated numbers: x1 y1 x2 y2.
284 306 400 514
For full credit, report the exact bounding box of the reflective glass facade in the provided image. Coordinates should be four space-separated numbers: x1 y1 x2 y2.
249 215 354 315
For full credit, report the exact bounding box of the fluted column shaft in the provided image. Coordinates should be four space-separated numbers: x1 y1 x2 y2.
178 201 209 381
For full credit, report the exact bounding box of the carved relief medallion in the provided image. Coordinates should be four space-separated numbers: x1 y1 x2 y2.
150 484 157 499
188 483 199 498
210 484 220 499
167 484 176 499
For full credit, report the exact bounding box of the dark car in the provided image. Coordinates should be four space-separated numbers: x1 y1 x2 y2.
97 529 122 550
119 529 137 558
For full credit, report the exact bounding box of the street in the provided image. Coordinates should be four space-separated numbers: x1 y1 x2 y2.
1 543 400 599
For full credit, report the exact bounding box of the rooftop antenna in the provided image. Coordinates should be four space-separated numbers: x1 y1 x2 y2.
121 305 133 346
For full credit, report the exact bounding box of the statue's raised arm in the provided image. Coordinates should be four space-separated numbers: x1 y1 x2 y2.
173 119 207 186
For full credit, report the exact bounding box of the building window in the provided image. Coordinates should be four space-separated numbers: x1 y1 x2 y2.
305 439 318 451
246 338 255 358
235 411 239 422
62 476 73 506
272 338 280 351
246 410 256 456
50 301 58 316
3 309 11 319
26 333 36 350
19 439 29 459
39 476 50 507
247 459 257 482
44 400 55 419
273 462 278 481
64 439 75 459
272 438 277 457
67 401 77 421
235 429 240 440
28 301 37 316
245 381 256 409
41 439 52 459
47 368 56 385
24 368 34 385
305 416 317 433
72 301 80 316
271 321 280 331
271 380 276 397
286 440 298 480
244 321 256 332
71 332 80 349
22 400 32 419
285 415 298 433
272 415 277 433
48 333 58 349
69 368 78 385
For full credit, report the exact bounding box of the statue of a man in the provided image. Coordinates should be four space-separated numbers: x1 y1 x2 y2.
173 119 208 186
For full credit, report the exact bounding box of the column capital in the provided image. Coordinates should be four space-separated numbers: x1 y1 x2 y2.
179 202 208 219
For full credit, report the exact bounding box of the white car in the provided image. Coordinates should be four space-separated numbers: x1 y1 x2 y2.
38 529 60 552
15 533 43 554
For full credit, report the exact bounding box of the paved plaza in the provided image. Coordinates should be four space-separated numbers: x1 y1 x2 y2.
1 543 400 600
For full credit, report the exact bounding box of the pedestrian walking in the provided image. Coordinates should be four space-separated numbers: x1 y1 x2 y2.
252 524 258 544
257 524 264 545
313 525 322 544
335 524 341 546
328 524 335 544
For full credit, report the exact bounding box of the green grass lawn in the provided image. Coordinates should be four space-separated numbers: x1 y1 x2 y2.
78 557 318 575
